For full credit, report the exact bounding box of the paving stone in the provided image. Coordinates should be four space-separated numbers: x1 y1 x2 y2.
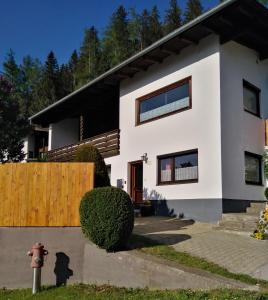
134 217 268 280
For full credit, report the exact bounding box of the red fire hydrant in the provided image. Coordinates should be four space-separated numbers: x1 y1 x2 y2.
27 243 48 294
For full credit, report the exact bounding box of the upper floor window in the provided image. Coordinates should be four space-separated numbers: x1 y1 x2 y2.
243 80 260 117
158 149 198 185
245 152 262 185
136 77 192 125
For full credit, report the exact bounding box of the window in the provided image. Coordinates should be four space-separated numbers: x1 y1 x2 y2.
158 150 198 185
136 77 191 125
243 80 260 117
245 152 262 185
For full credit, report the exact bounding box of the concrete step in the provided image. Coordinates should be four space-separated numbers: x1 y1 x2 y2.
218 213 259 233
250 202 266 209
246 207 264 214
246 202 265 214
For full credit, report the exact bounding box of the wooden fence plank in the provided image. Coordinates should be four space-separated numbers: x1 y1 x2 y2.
0 162 94 227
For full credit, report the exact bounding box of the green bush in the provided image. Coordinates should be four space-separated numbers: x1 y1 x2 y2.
265 187 268 200
80 187 134 251
74 144 110 187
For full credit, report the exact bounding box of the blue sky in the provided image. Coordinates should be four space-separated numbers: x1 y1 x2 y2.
0 0 219 70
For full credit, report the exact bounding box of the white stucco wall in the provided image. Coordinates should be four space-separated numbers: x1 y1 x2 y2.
106 35 222 202
220 41 268 201
49 118 79 150
22 135 35 161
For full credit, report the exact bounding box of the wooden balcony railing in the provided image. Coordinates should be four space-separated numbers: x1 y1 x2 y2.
46 129 120 162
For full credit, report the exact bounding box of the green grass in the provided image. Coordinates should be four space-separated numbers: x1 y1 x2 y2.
1 284 268 300
129 234 268 290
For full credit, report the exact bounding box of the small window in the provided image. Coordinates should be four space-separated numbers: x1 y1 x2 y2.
243 80 260 117
158 150 198 185
245 152 262 185
137 77 191 125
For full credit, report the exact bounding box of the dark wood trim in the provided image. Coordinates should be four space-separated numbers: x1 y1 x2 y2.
136 76 192 126
79 115 83 141
157 149 198 186
243 79 261 118
129 160 143 202
245 151 263 186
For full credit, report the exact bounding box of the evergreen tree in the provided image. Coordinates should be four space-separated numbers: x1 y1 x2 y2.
58 64 73 98
3 49 21 86
164 0 182 34
184 0 204 23
140 9 151 50
0 76 28 163
38 51 60 107
128 8 141 53
102 6 131 69
69 50 79 89
149 6 163 44
76 27 101 88
20 56 43 117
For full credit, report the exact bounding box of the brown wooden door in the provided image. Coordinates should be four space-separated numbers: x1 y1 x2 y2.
130 161 143 203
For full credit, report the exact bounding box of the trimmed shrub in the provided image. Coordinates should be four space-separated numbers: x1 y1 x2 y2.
80 186 134 251
74 144 110 187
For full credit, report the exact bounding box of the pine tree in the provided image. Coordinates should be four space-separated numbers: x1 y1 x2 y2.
102 6 131 69
128 8 141 53
164 0 182 34
149 6 163 44
58 64 73 98
38 51 60 108
69 50 79 89
76 26 101 88
3 49 21 86
0 76 28 163
140 9 151 50
184 0 204 23
20 56 43 117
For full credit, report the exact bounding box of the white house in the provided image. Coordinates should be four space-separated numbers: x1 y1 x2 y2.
26 0 268 222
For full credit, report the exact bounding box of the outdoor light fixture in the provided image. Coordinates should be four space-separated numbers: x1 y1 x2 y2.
141 153 148 163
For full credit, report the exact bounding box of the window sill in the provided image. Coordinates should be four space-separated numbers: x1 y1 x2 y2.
157 179 198 186
244 109 261 119
245 181 263 186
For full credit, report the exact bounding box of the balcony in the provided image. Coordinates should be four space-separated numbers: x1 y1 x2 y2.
46 129 120 162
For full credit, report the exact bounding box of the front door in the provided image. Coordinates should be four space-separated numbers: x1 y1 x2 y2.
130 161 143 203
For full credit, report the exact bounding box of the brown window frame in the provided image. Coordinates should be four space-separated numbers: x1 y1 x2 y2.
136 76 192 126
245 151 263 186
157 149 198 185
243 80 261 118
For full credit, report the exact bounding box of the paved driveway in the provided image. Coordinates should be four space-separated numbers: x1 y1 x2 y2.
134 217 268 280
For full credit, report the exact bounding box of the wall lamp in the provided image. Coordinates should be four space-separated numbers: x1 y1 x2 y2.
141 153 148 163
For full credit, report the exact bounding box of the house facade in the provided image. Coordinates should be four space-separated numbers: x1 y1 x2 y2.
26 0 268 222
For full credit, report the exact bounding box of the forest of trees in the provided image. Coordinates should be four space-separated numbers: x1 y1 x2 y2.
2 0 268 120
1 0 207 119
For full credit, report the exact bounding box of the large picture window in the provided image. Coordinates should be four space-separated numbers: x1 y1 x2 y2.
136 77 191 125
245 152 262 185
243 80 260 117
158 150 198 185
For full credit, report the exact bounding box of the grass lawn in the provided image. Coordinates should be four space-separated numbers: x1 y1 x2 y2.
1 284 268 300
129 234 268 290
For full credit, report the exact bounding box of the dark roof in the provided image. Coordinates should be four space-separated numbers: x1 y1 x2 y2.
30 0 268 125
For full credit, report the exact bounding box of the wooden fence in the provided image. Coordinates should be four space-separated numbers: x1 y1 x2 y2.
0 163 94 227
